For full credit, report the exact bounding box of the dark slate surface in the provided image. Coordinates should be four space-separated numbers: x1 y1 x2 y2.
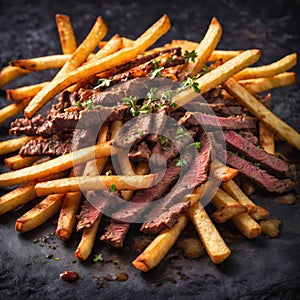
0 0 300 299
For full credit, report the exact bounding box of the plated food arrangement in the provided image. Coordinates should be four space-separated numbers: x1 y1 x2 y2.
0 14 299 274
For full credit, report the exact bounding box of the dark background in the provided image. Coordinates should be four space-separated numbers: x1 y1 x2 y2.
0 0 299 299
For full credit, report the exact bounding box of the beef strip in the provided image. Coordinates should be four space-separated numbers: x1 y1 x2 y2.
179 112 257 131
100 220 130 248
225 130 296 179
76 200 101 231
112 164 182 223
19 135 72 157
226 152 294 193
128 142 152 163
238 130 259 146
9 114 46 136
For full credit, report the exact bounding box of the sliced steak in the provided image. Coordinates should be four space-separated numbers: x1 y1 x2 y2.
19 135 72 157
9 114 46 136
112 164 181 223
238 130 259 146
76 200 101 231
225 130 296 179
179 112 257 131
226 152 294 193
100 220 130 248
128 142 152 163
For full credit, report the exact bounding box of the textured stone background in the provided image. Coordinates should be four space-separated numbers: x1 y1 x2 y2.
0 0 299 299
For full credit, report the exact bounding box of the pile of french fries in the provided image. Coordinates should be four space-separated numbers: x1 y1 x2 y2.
0 14 299 273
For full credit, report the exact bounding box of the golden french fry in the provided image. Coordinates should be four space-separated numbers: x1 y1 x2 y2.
211 188 262 239
0 182 36 216
0 141 116 188
0 135 33 156
24 15 171 118
174 49 261 107
259 121 275 155
10 54 71 72
239 72 296 94
211 204 247 223
121 37 134 48
188 200 231 264
35 174 158 196
133 214 188 272
6 82 49 101
221 180 270 221
170 39 242 62
0 66 30 89
211 160 238 182
0 98 31 124
74 218 101 261
182 17 223 77
56 14 77 54
4 154 39 170
15 194 64 233
234 53 297 80
224 78 300 151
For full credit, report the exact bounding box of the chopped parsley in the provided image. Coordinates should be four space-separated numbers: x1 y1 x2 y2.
186 141 201 150
105 170 112 176
122 96 138 116
139 103 152 114
184 50 198 62
160 90 176 103
76 101 82 108
146 87 158 101
175 158 188 167
85 98 93 110
159 135 169 150
179 76 200 93
149 59 164 79
94 78 112 89
93 253 104 262
109 184 117 193
167 57 174 64
197 65 210 76
176 127 188 140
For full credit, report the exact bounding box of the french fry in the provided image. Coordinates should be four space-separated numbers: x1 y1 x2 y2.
211 188 262 239
15 194 65 233
221 180 270 221
4 154 39 170
259 121 275 155
234 53 297 80
0 135 33 156
0 66 30 89
224 78 300 151
0 182 36 216
74 218 101 261
24 15 171 118
211 159 238 182
6 82 48 101
173 49 261 107
169 39 242 62
121 37 135 48
56 14 77 54
187 201 231 264
239 72 296 94
0 141 116 188
182 17 223 77
133 214 188 272
211 189 247 222
0 98 31 124
10 54 71 72
34 174 158 196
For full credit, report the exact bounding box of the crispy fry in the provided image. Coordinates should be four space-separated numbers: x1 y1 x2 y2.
211 160 238 182
35 174 158 196
188 201 231 264
74 218 101 261
221 180 270 221
121 37 135 48
0 135 33 156
0 66 30 89
92 34 122 61
15 194 65 233
56 14 77 54
259 121 275 155
169 39 242 62
0 98 31 124
224 78 300 151
182 17 223 77
133 214 188 272
0 141 116 188
173 49 261 107
6 82 48 101
4 154 39 170
239 72 296 94
24 15 171 118
10 54 71 72
234 53 297 80
211 188 262 239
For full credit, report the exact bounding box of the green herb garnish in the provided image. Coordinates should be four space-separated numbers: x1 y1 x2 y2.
186 141 201 150
93 253 104 262
184 50 198 62
105 170 112 176
122 96 138 116
94 78 112 89
85 98 93 110
76 101 82 108
175 158 188 167
176 127 188 140
179 77 200 93
146 87 158 101
109 184 117 193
